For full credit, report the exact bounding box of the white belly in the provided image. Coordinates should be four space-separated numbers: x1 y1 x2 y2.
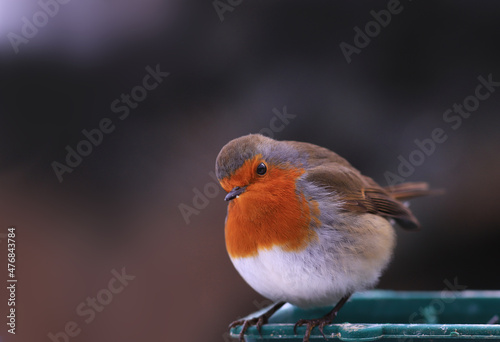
230 215 395 308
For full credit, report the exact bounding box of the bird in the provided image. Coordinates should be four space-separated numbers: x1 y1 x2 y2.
215 133 435 342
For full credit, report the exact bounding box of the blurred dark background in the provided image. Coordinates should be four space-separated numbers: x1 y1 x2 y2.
1 1 500 341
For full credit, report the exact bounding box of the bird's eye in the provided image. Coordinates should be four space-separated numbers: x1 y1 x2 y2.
256 162 267 175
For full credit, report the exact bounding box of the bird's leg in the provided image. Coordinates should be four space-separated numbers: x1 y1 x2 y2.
229 301 285 342
294 294 351 342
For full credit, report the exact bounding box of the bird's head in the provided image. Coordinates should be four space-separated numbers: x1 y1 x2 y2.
216 134 319 258
215 134 307 204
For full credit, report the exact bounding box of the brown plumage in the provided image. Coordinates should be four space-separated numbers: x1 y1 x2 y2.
285 139 431 229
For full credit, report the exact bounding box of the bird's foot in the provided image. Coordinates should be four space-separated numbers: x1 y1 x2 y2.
294 316 332 342
229 301 285 342
293 295 351 342
229 316 266 342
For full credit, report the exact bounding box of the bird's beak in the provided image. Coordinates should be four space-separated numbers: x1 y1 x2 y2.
225 186 245 201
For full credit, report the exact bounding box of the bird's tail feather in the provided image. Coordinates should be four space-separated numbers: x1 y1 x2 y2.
384 182 443 201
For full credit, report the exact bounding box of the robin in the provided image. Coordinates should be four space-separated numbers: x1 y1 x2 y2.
216 134 434 342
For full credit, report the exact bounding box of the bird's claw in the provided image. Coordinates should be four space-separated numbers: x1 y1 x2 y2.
294 317 331 342
228 302 285 342
229 316 266 342
293 295 350 342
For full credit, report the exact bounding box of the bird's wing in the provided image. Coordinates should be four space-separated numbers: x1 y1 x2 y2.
289 141 430 229
304 163 421 230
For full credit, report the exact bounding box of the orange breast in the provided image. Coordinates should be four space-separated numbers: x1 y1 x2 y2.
224 167 319 259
